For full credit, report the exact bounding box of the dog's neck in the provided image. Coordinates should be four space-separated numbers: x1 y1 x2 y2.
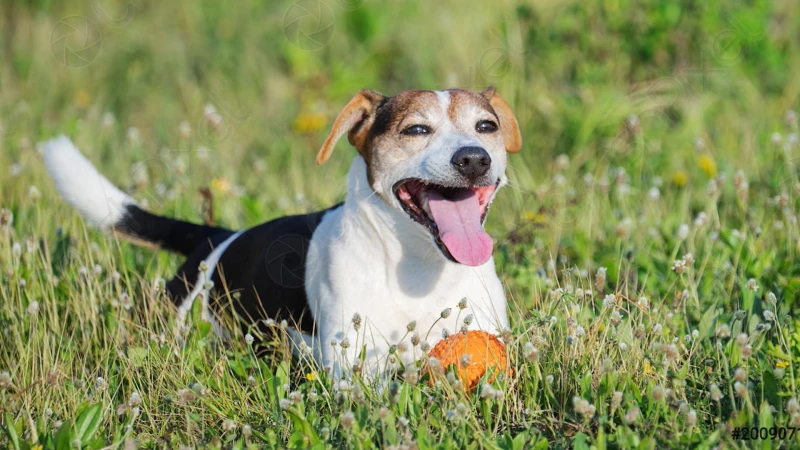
342 156 444 264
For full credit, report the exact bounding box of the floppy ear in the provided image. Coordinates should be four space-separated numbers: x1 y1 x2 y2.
316 89 384 165
481 86 522 153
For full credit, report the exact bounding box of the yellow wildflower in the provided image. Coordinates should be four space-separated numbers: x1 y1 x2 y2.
524 210 548 225
74 88 91 108
643 360 654 375
292 112 327 134
671 170 688 187
305 371 318 381
210 177 230 194
776 360 790 369
696 154 717 177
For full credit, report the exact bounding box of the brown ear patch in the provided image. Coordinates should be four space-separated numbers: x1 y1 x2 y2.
481 86 522 153
316 89 384 165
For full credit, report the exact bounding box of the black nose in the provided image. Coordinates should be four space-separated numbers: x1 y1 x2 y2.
451 147 491 180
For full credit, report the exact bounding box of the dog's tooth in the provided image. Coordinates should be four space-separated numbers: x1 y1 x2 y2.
421 194 432 216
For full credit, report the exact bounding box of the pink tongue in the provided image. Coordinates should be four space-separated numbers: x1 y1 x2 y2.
427 189 493 266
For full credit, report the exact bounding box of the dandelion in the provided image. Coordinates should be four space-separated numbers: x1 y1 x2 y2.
672 171 688 187
746 278 759 292
692 329 699 339
697 154 717 177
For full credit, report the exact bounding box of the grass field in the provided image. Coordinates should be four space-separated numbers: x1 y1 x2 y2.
2 0 800 448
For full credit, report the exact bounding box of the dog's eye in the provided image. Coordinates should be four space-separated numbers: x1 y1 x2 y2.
401 124 432 136
476 120 498 133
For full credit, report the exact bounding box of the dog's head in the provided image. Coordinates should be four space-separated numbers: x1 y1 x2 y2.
316 87 521 267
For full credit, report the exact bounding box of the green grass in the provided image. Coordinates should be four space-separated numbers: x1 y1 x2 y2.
2 0 800 448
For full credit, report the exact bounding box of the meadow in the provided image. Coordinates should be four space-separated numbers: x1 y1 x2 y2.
1 0 800 448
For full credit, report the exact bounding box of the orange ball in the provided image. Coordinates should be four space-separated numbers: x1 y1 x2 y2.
427 330 509 392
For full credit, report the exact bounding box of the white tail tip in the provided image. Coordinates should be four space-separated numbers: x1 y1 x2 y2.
41 136 134 230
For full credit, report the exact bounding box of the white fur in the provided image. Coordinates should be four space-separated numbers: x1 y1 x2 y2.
41 136 134 229
176 230 245 337
306 157 508 381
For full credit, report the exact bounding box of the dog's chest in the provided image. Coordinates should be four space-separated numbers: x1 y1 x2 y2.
306 206 507 348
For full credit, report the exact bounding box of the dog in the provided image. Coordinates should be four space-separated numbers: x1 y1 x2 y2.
42 86 522 380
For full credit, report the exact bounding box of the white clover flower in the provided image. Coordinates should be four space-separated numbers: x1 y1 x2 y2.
523 342 539 362
677 224 690 240
746 278 759 292
709 383 722 401
26 301 39 316
734 381 747 398
602 294 616 309
222 419 237 431
623 406 640 424
763 310 775 322
0 372 11 390
245 333 254 345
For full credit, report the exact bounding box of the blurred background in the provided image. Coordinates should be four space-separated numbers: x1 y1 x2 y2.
3 2 800 445
1 0 799 277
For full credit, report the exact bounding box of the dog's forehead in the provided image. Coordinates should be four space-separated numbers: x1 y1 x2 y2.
371 89 495 135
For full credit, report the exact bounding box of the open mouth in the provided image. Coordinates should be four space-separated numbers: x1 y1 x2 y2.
393 179 498 266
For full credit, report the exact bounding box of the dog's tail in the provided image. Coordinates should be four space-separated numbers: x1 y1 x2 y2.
42 136 230 256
